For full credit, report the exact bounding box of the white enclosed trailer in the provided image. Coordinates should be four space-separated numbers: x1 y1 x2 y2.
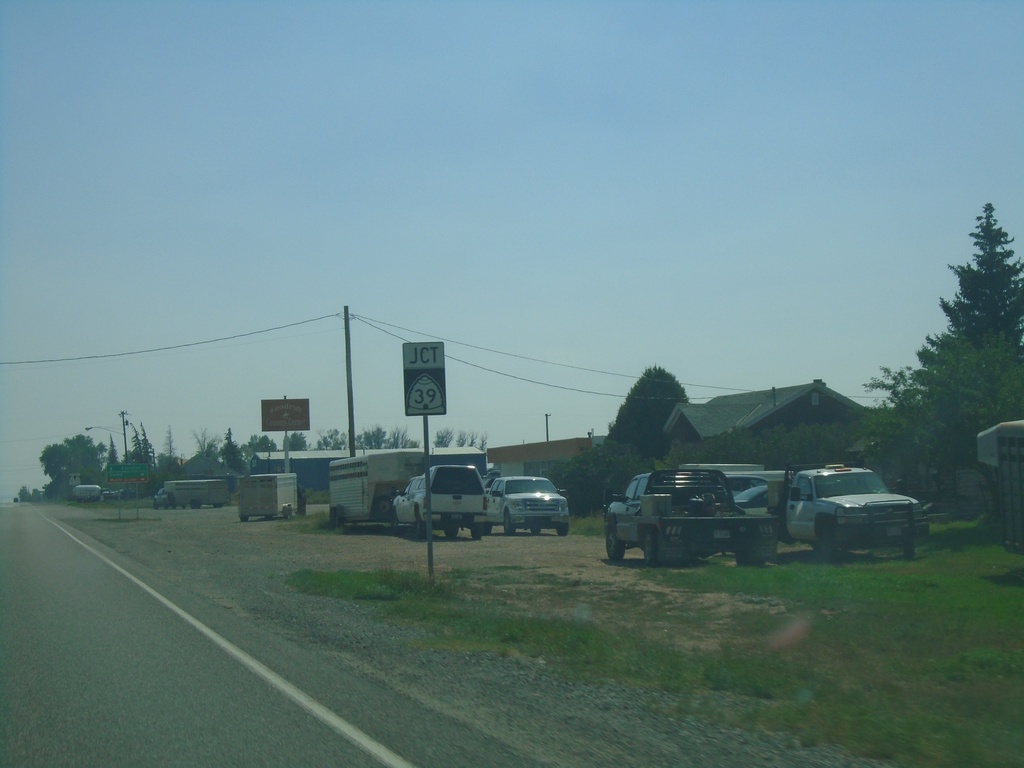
328 450 423 528
238 473 298 522
978 420 1024 554
161 479 229 509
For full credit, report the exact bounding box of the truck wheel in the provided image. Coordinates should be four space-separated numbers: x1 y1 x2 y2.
240 515 249 523
470 523 483 541
605 526 625 561
643 529 660 567
529 522 542 535
816 520 838 563
482 523 493 536
555 523 569 537
902 534 916 560
444 524 459 539
503 511 516 536
414 510 427 540
736 536 777 566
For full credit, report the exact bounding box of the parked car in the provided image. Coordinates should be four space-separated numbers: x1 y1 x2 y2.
394 465 486 540
732 484 769 513
725 474 769 494
484 476 570 536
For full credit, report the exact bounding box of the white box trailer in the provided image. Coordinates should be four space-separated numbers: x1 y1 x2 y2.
329 450 424 528
238 473 297 522
160 479 230 509
978 420 1024 554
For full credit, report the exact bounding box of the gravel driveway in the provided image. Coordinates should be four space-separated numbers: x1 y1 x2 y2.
54 503 891 768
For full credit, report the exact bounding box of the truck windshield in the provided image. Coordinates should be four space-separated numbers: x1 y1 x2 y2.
505 478 558 495
814 471 890 498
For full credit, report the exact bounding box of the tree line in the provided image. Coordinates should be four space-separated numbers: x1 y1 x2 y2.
30 420 486 500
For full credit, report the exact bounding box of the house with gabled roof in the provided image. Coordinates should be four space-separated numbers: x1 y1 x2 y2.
663 379 863 444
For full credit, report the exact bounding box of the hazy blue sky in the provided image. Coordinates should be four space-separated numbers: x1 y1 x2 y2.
2 1 1021 497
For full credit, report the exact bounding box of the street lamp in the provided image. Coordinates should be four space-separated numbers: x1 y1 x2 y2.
86 414 129 459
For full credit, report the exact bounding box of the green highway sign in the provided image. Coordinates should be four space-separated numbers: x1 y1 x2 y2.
107 463 149 483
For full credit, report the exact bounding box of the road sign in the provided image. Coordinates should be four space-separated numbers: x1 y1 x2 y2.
261 398 311 432
107 463 149 484
403 342 447 416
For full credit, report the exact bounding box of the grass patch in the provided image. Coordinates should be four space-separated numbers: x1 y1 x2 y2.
287 567 454 601
287 521 1024 768
568 513 605 537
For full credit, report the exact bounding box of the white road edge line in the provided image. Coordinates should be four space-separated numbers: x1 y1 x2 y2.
40 512 418 768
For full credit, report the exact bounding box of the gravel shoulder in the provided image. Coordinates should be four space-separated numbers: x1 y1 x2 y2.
53 503 892 768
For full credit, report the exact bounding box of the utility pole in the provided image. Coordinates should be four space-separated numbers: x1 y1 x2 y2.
119 411 129 459
545 413 551 442
345 306 356 457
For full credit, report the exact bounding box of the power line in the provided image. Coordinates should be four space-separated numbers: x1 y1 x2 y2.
0 314 342 366
1 308 879 402
351 313 637 379
351 313 757 399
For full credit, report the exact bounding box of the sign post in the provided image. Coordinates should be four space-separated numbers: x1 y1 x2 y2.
404 342 447 581
107 463 149 520
261 397 310 473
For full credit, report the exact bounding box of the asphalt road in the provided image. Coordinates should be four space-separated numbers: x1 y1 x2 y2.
0 504 531 768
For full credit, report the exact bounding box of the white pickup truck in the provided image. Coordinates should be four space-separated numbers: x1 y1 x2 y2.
773 465 928 561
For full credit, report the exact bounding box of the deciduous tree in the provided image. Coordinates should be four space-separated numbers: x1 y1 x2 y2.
547 442 646 516
242 434 277 464
39 435 105 498
607 366 687 460
315 429 347 450
192 428 221 459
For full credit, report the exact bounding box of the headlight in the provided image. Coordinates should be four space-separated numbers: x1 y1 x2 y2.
836 507 866 524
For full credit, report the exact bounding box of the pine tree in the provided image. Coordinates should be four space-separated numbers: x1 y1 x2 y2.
220 428 245 474
935 203 1023 357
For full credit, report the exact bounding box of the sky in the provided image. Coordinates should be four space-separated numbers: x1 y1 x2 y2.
1 0 1022 499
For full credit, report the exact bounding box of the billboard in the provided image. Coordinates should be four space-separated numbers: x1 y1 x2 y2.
261 398 311 432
